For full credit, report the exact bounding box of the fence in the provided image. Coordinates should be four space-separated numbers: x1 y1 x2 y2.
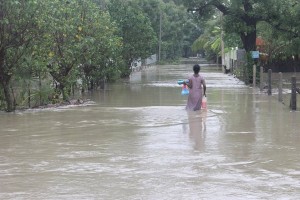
259 68 300 111
223 49 300 110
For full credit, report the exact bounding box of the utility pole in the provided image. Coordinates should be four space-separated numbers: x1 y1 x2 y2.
220 12 225 73
158 10 162 62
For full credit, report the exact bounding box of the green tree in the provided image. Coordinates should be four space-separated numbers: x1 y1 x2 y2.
267 0 300 59
185 0 257 52
12 45 51 108
181 19 203 58
134 0 162 35
77 8 123 90
0 0 40 112
139 0 200 60
125 0 203 60
37 0 88 101
108 0 157 77
185 0 300 53
192 25 221 61
91 12 123 84
192 18 241 61
160 2 188 60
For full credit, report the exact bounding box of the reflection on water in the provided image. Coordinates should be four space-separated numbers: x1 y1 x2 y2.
185 111 207 151
1 64 300 199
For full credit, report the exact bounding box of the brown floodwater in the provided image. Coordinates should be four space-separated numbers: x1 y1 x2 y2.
0 62 300 200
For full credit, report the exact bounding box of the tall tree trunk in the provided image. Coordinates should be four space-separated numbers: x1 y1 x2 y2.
39 72 42 105
0 49 13 112
59 83 67 101
28 87 31 108
240 31 256 52
240 20 257 52
1 81 13 112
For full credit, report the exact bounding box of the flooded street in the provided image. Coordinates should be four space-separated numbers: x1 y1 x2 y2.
1 62 300 200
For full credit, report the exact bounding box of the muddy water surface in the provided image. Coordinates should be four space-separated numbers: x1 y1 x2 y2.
0 63 300 200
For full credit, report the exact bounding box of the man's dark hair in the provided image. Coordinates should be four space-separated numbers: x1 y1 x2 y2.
193 64 200 74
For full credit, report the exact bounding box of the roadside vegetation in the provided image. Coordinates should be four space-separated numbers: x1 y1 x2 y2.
184 0 300 78
0 0 299 112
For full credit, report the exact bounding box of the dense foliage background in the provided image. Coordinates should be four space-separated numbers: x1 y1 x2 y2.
0 0 299 111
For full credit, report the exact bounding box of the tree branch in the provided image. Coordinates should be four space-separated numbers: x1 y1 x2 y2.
187 0 229 15
211 0 229 15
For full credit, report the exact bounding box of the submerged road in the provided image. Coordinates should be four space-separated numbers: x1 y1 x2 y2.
0 61 300 199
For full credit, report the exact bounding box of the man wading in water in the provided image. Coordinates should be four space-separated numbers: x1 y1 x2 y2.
184 64 206 111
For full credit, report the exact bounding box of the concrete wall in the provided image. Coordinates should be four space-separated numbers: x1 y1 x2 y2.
131 54 157 72
224 49 246 72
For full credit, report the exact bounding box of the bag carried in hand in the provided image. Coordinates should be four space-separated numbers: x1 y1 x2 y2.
181 85 189 95
201 96 207 109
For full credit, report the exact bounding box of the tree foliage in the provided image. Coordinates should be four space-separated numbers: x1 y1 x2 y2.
0 0 40 111
183 0 300 77
160 2 189 60
184 0 299 55
108 0 158 77
191 18 241 61
2 0 298 111
0 0 124 111
0 0 203 111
